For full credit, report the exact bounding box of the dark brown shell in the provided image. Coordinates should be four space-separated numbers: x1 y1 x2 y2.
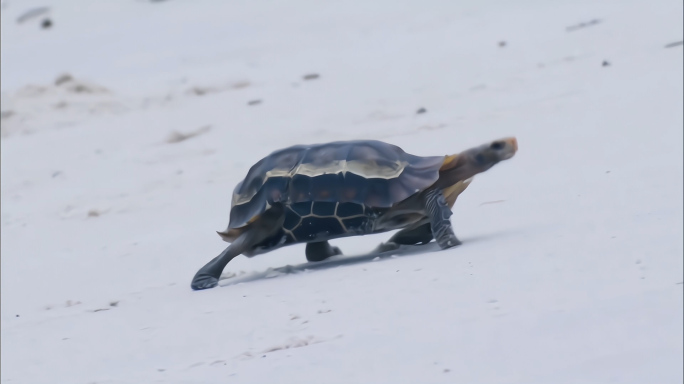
227 140 445 229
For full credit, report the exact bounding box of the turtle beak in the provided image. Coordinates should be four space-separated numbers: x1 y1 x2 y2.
508 137 518 152
505 137 518 159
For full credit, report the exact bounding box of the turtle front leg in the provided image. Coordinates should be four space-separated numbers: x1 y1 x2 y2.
423 188 461 249
374 222 434 253
191 230 256 290
305 241 342 262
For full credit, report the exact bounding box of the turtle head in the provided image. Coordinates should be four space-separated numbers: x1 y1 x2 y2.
467 137 518 167
439 137 518 185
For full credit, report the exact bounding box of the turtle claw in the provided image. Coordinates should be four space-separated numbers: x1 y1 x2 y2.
191 273 219 290
436 234 461 249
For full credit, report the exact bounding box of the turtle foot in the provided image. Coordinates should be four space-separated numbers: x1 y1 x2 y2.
373 241 401 254
306 241 342 262
436 234 461 249
191 273 219 290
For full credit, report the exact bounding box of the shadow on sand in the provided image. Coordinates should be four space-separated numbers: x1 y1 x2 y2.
217 229 517 288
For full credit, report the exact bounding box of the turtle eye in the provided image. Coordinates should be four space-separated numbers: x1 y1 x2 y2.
490 141 504 150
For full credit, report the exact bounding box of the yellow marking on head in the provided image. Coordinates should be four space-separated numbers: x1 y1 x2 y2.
440 154 460 171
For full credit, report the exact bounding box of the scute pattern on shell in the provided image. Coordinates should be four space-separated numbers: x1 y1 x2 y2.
227 140 445 229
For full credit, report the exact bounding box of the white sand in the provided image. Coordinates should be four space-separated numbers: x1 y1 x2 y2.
2 0 682 383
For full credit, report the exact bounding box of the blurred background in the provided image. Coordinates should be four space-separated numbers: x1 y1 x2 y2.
2 0 682 383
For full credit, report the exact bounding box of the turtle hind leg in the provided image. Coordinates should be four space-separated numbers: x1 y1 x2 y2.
305 241 342 262
192 204 286 290
374 222 434 253
191 230 257 290
423 188 461 249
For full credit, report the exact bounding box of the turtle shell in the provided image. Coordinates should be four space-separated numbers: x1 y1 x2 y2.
227 140 445 229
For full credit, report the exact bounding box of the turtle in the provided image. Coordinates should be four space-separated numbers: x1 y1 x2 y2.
191 137 518 290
